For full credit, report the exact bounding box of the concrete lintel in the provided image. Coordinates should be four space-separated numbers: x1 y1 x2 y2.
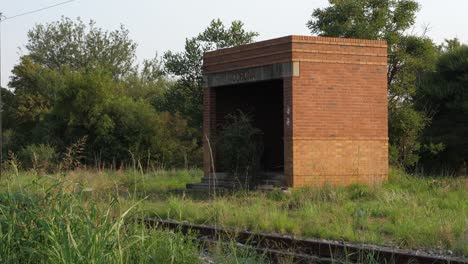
204 62 299 87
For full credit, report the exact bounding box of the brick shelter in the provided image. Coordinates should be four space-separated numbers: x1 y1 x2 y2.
202 35 388 187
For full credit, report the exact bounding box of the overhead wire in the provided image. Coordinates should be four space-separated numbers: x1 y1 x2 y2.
3 0 74 21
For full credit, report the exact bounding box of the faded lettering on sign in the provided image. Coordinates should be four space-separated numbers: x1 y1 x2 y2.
231 70 256 83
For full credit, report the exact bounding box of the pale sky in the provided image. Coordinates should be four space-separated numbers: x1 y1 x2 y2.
1 0 467 88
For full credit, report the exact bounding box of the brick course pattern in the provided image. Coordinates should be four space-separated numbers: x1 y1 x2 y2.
202 35 388 187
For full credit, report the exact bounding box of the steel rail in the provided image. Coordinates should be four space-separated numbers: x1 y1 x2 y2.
141 218 467 264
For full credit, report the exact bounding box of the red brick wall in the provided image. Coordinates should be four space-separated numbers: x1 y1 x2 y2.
289 37 387 187
283 77 294 186
203 36 388 187
202 86 216 175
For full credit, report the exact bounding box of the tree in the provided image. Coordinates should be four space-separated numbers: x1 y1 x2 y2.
122 55 168 102
387 36 438 168
10 64 198 168
439 38 462 52
307 0 438 169
307 0 419 42
417 45 468 174
1 87 16 156
26 17 137 78
47 68 178 165
0 87 16 131
162 19 258 130
8 56 65 148
7 18 200 168
12 15 145 129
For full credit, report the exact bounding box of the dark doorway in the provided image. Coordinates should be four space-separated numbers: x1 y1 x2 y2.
215 79 284 173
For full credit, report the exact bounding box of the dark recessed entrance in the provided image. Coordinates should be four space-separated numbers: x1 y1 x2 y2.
215 79 284 173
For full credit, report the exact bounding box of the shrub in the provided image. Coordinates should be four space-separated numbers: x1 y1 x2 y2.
217 110 263 188
18 144 56 174
2 151 21 178
60 136 88 171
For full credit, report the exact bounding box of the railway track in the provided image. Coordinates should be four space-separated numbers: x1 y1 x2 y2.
141 218 467 264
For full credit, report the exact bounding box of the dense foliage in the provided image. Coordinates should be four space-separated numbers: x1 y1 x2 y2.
25 17 137 78
417 45 468 174
2 18 256 170
5 55 197 169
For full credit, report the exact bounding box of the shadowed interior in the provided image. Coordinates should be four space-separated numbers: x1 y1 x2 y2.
214 79 284 173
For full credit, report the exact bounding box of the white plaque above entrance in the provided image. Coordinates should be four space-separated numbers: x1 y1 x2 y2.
204 62 299 87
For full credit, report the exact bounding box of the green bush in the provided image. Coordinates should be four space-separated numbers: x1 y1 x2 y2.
217 111 263 188
417 45 468 174
18 144 57 173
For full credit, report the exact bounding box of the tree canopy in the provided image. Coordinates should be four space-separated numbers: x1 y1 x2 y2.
26 17 137 78
161 19 258 129
307 0 419 43
4 18 200 169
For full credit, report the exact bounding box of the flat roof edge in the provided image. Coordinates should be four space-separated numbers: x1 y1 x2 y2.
204 35 387 58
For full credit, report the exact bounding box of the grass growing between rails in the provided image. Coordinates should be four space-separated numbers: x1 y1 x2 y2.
0 168 466 260
146 169 468 256
0 170 267 264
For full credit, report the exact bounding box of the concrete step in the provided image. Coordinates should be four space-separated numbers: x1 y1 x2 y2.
256 184 275 191
187 172 286 191
186 183 230 190
186 181 239 190
200 178 239 183
260 179 284 187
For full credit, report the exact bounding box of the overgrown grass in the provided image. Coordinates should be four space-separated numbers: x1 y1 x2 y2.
0 180 200 263
146 169 468 256
0 168 466 261
0 170 265 263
